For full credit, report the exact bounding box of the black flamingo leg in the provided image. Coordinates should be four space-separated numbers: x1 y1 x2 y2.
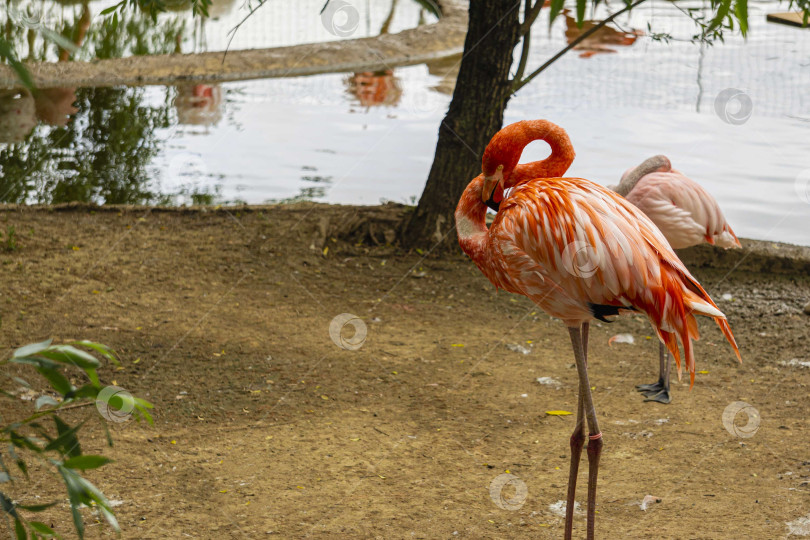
637 342 672 404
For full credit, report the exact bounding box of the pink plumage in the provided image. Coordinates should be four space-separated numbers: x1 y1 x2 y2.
618 159 741 250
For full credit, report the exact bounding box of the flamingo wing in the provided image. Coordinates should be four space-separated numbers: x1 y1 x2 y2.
626 171 741 249
490 177 740 383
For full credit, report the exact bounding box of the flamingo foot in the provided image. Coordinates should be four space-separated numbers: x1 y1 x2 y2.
643 386 672 404
635 378 666 395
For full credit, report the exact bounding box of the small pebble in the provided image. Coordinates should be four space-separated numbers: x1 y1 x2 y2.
803 301 810 316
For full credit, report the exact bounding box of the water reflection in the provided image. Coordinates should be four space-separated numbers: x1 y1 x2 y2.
563 9 642 58
267 172 333 204
0 86 174 204
175 84 223 126
346 70 402 107
3 0 433 61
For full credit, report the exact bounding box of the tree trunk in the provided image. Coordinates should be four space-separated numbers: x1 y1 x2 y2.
401 0 522 251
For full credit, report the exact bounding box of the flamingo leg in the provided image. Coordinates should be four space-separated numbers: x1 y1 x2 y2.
636 342 672 404
568 325 602 540
564 322 588 540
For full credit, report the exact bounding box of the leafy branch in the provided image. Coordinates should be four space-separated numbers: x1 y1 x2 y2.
1 339 153 539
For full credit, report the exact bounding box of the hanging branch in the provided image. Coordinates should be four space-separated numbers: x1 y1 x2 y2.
512 0 648 93
514 0 535 82
521 0 546 34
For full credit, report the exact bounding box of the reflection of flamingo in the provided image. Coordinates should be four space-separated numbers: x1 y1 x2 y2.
455 120 740 540
346 0 402 107
5 1 91 132
173 28 223 127
346 70 402 107
564 10 642 58
0 90 37 143
614 155 741 403
175 84 223 126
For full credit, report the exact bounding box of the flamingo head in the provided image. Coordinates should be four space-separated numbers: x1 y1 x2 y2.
482 143 521 212
481 164 505 211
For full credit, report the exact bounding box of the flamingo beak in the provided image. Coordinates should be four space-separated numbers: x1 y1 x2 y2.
482 165 504 206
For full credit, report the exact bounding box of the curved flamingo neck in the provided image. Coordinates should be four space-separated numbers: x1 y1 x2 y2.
615 154 672 196
455 175 489 259
482 120 575 187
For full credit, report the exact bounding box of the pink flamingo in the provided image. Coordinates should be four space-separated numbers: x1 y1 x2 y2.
613 156 741 403
455 120 740 539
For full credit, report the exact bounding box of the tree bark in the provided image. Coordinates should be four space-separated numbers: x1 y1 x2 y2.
401 0 522 251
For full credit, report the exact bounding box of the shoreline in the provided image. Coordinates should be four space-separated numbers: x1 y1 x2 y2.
2 201 808 275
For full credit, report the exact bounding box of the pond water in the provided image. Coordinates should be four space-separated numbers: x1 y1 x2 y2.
0 0 808 246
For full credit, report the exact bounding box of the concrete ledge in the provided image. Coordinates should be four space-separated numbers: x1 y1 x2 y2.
677 240 810 276
0 0 467 89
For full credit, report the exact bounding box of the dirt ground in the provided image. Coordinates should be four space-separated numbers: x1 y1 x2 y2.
1 203 809 539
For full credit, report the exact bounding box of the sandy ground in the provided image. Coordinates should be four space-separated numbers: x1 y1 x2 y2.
1 203 809 539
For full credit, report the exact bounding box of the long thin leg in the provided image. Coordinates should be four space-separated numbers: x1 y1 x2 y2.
568 326 602 540
636 341 673 404
564 325 589 539
642 343 672 404
564 389 585 539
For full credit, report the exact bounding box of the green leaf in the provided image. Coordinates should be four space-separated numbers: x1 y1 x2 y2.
548 0 565 25
734 0 748 37
15 459 28 480
99 4 119 14
15 459 28 479
707 0 732 33
12 377 32 388
35 395 59 410
84 368 100 388
44 418 84 458
37 346 100 370
59 467 85 539
576 0 586 27
1 491 19 518
67 384 99 400
98 504 120 532
10 357 61 370
103 423 114 447
28 522 57 537
37 367 72 396
38 27 79 55
59 466 119 533
10 431 41 452
63 455 112 470
134 397 155 424
69 341 118 366
14 517 26 540
12 339 53 359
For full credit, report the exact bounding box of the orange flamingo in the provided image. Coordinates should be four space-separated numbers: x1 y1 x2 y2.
455 120 741 539
613 156 741 403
